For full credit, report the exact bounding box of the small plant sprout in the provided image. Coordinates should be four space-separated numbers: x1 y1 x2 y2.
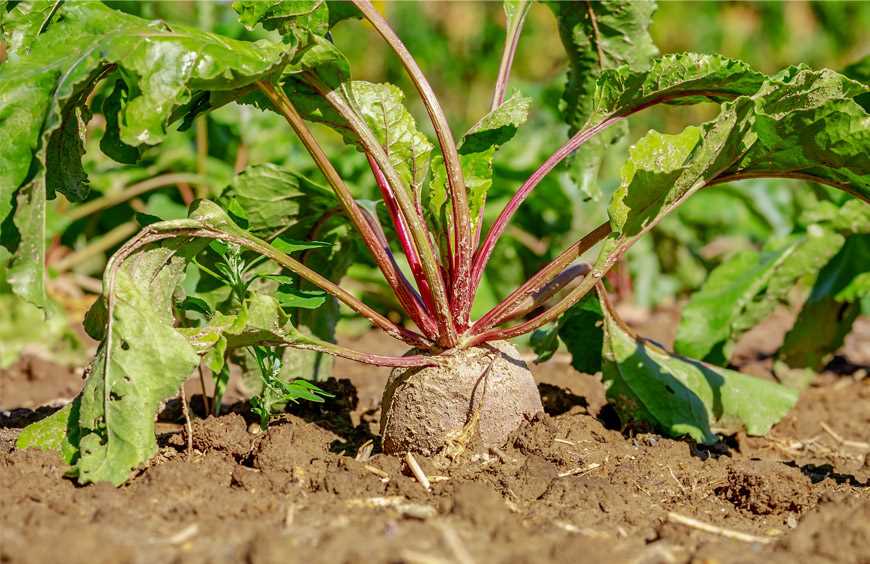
5 1 868 485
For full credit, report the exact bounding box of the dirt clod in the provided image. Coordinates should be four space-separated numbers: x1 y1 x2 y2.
715 461 813 515
785 497 870 564
447 481 511 527
191 413 252 459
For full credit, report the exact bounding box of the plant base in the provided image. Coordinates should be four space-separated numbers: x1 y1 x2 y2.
380 340 543 456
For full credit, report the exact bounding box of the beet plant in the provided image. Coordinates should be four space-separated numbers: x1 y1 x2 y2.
5 1 868 484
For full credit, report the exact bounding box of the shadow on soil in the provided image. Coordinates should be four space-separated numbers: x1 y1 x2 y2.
0 405 62 429
790 461 870 488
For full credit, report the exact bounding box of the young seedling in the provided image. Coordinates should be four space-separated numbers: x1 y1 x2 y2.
4 1 868 484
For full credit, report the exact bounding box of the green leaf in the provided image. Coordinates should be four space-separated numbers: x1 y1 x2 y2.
276 287 328 310
531 292 604 374
724 69 870 202
226 292 295 346
25 199 344 484
0 1 57 56
675 227 844 365
530 323 560 364
263 80 433 210
248 79 428 204
601 67 868 374
185 289 316 354
427 91 531 234
233 0 357 53
558 293 605 375
220 163 336 236
777 234 870 372
460 91 532 154
5 176 47 306
83 295 109 342
179 309 242 355
601 292 799 444
233 0 324 32
0 1 291 307
572 52 769 200
601 67 869 273
288 33 350 87
270 237 331 254
351 81 434 195
590 53 767 123
248 345 333 428
325 0 361 26
189 199 351 381
547 0 658 200
74 239 204 485
259 77 350 131
16 401 80 464
548 0 658 131
608 125 704 238
45 99 92 202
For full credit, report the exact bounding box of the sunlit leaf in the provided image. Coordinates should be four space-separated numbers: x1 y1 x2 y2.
600 291 799 443
548 0 658 200
589 52 767 123
601 67 869 274
74 239 204 485
351 81 434 195
675 227 844 365
0 2 291 307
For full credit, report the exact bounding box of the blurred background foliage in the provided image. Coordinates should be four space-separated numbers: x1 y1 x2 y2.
2 0 868 368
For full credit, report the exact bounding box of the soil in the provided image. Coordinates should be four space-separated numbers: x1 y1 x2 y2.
1 311 868 564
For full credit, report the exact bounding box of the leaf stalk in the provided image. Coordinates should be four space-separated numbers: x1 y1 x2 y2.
309 78 459 346
256 81 433 345
352 0 474 328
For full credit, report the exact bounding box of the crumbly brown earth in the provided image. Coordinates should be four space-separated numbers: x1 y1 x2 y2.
1 312 868 564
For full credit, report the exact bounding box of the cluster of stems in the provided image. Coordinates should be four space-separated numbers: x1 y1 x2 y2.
239 0 853 366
